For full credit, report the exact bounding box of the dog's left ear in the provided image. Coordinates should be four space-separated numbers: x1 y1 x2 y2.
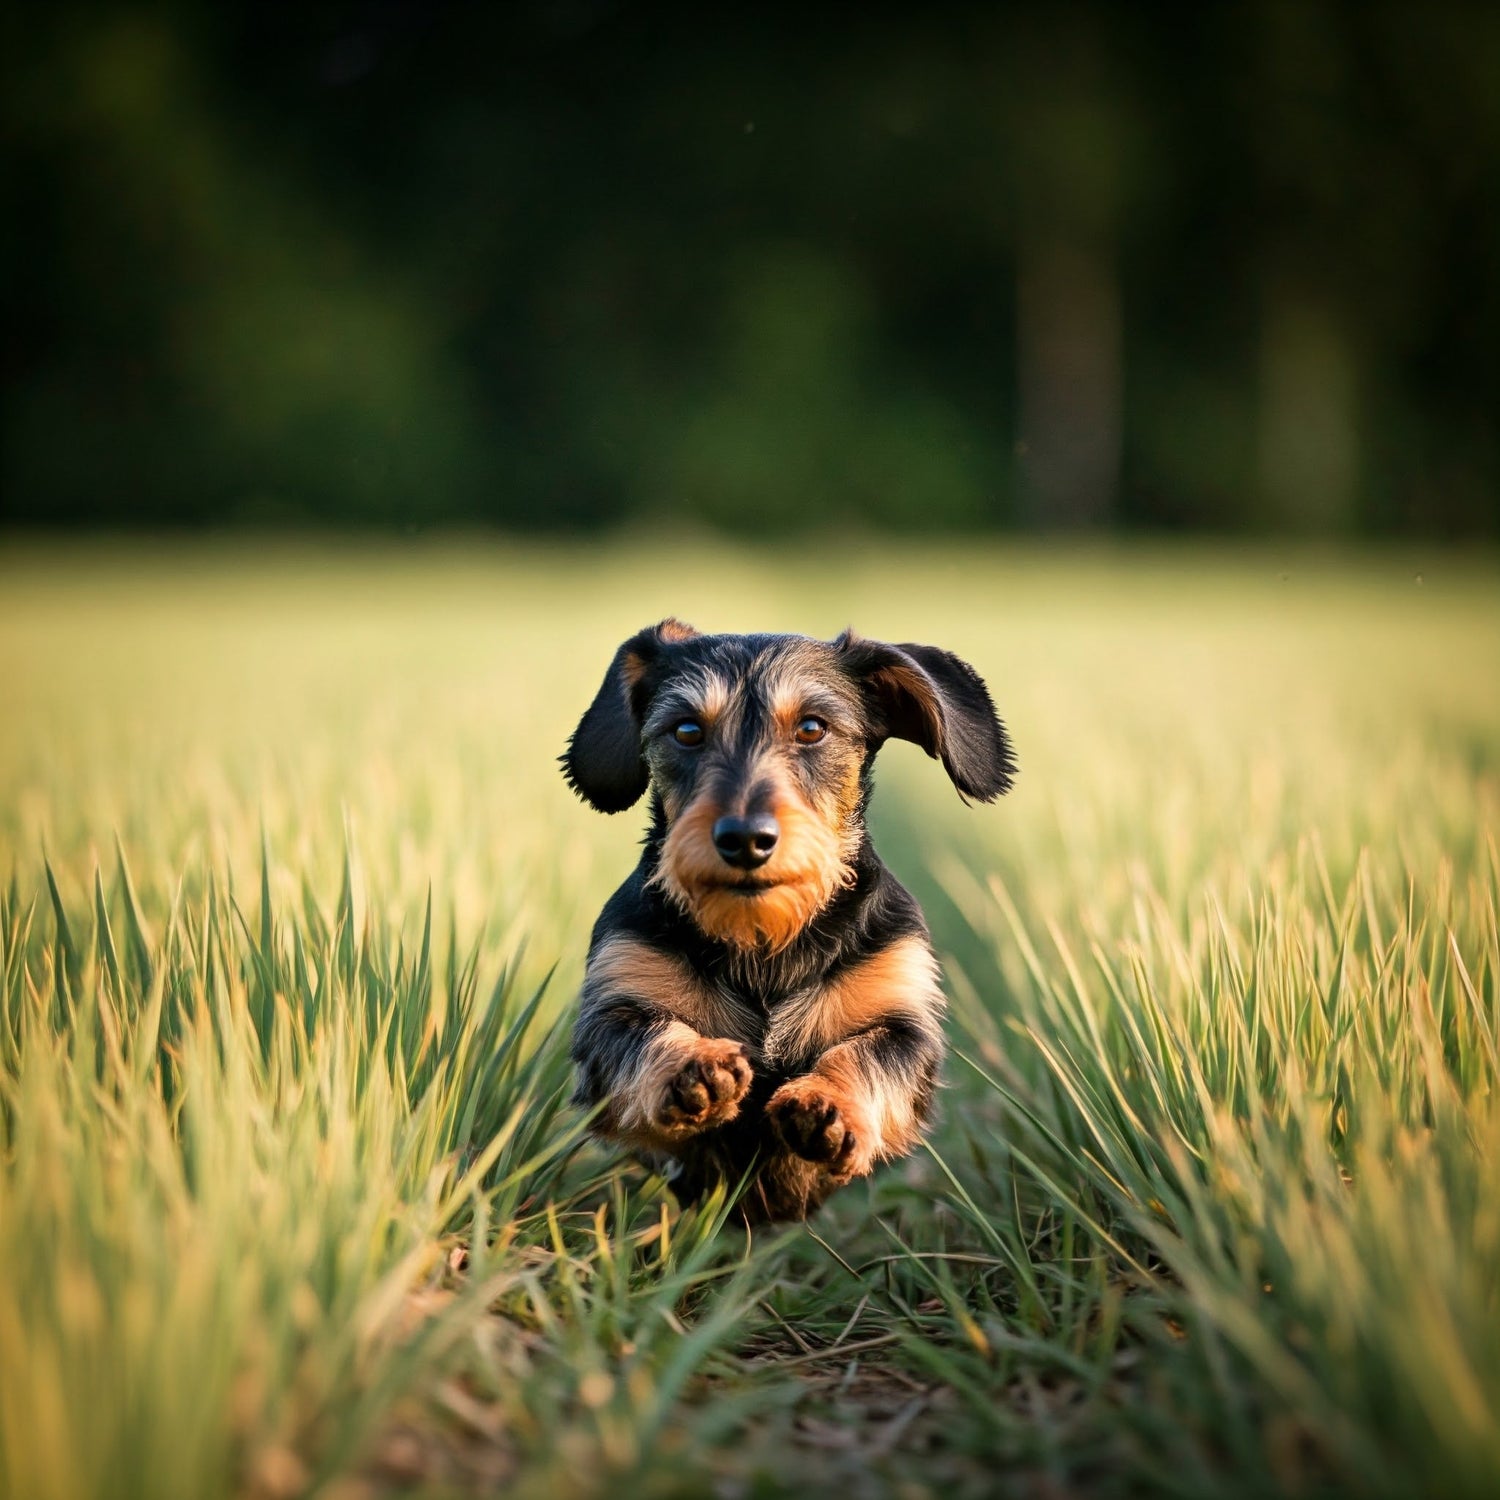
562 618 698 813
837 632 1017 802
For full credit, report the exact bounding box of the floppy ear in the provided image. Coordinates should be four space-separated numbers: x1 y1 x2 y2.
562 618 698 813
837 632 1016 802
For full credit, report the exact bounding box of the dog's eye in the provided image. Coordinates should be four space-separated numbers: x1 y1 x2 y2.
793 717 827 745
672 720 704 747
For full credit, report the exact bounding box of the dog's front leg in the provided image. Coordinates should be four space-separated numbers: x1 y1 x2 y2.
765 1018 940 1183
571 936 753 1153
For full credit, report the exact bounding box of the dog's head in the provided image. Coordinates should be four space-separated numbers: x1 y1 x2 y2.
563 621 1015 950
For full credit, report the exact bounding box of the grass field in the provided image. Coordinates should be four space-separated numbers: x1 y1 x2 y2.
2 538 1497 1500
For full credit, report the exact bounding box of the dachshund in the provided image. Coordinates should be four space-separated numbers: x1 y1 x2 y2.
562 621 1014 1222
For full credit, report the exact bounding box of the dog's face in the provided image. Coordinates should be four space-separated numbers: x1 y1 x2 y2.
564 621 1015 950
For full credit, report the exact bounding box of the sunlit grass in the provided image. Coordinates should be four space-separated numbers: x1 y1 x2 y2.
1 538 1497 1498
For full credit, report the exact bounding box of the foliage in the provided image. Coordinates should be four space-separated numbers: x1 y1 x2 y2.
4 5 1499 534
1 540 1497 1497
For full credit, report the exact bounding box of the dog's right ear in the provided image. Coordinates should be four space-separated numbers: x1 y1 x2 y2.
562 618 698 813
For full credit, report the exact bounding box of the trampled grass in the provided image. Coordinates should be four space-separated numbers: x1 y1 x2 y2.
1 538 1497 1499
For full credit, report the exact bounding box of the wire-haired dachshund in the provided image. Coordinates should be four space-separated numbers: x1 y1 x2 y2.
562 620 1015 1222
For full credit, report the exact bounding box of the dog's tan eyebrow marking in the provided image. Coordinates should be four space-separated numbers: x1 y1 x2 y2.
645 666 735 734
689 669 732 725
585 934 756 1043
762 658 855 737
766 935 944 1062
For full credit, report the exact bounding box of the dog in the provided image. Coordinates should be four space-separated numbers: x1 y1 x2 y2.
562 620 1015 1222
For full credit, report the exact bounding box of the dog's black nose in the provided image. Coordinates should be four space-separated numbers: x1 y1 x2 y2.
712 813 779 870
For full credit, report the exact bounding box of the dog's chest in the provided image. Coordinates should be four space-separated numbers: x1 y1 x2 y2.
705 972 828 1070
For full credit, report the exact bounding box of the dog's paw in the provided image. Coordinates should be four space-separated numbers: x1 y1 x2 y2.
655 1038 752 1135
766 1077 874 1179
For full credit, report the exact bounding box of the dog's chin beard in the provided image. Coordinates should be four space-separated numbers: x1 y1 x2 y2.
673 876 836 951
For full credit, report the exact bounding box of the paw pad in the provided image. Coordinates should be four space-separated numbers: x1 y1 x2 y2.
656 1041 751 1132
767 1087 858 1170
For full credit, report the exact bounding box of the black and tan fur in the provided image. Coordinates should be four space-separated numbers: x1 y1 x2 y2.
563 621 1015 1222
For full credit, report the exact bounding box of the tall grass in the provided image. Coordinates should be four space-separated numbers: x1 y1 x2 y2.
1 539 1496 1497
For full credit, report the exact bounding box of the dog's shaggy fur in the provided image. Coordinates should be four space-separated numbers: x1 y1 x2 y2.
563 621 1015 1222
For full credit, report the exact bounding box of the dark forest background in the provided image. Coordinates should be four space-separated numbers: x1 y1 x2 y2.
3 2 1497 536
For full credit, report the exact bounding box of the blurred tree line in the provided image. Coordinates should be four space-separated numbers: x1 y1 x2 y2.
3 2 1497 535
